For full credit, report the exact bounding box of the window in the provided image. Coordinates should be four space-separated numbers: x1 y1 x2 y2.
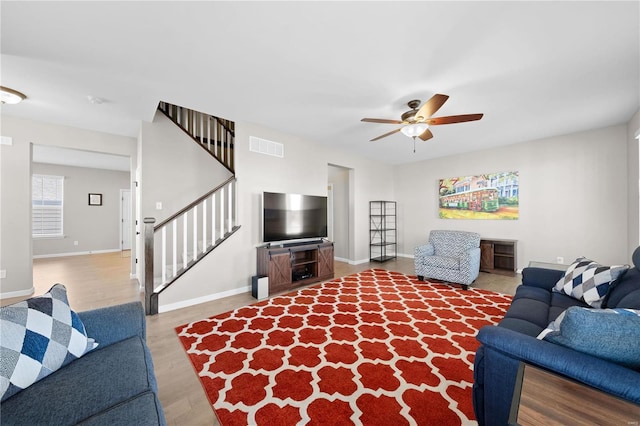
32 174 64 237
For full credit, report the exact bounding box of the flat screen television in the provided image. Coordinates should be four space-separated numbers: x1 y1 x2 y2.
262 192 328 244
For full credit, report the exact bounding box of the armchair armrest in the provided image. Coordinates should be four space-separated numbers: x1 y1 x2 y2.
460 246 481 260
477 325 640 404
460 246 481 274
77 301 146 348
521 267 565 291
415 243 435 258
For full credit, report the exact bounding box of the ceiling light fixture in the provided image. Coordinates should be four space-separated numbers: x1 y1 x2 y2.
87 95 104 105
400 122 429 138
0 86 27 104
400 123 430 153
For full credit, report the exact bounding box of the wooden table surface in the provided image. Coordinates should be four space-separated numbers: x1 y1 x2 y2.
510 363 640 425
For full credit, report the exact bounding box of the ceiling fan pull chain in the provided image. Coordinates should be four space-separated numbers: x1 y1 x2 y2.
413 137 416 153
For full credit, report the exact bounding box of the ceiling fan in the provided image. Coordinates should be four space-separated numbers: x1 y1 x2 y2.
361 94 483 150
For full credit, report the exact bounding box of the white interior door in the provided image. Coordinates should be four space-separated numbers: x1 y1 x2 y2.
121 189 131 250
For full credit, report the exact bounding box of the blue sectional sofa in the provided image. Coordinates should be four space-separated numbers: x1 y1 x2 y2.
1 301 166 425
473 256 640 426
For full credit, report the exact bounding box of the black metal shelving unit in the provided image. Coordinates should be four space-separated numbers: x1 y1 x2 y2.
369 201 397 262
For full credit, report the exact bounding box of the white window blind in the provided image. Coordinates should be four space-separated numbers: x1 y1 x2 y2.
32 174 64 237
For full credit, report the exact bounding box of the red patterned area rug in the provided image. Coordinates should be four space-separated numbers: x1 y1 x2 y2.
176 269 512 425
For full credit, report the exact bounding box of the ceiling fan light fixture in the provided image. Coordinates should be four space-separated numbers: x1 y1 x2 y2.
87 95 104 105
0 86 27 104
401 122 429 138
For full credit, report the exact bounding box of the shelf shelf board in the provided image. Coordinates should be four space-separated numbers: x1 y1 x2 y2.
370 255 397 262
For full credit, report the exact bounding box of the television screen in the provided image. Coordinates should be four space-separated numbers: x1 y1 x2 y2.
263 192 328 243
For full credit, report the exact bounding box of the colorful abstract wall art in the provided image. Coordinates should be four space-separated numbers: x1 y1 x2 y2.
439 171 519 219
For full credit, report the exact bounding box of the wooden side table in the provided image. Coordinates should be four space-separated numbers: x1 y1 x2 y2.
509 363 640 425
480 238 517 276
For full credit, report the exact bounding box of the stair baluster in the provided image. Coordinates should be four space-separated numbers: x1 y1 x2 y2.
158 101 234 173
144 176 240 315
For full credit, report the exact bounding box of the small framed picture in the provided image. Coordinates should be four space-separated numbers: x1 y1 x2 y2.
88 193 102 206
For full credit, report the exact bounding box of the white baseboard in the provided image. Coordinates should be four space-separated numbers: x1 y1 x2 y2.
33 249 122 259
0 286 35 299
335 256 414 265
334 257 369 265
158 285 252 313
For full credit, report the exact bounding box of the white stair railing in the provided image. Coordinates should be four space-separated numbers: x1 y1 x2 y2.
144 177 239 315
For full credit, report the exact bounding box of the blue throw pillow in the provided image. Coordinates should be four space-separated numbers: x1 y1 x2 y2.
537 306 640 369
0 284 98 401
553 257 629 308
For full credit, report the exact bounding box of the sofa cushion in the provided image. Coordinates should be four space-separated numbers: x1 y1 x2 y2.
420 255 460 270
0 284 98 401
553 257 629 308
537 306 640 369
77 391 164 426
499 284 588 336
0 335 157 425
605 267 640 309
430 230 480 257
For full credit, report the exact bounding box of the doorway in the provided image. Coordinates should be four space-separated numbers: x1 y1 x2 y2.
328 164 352 262
30 145 136 292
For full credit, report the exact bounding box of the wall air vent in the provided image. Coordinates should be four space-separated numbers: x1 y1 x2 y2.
249 136 284 158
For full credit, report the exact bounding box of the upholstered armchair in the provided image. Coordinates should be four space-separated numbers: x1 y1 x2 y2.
414 230 481 290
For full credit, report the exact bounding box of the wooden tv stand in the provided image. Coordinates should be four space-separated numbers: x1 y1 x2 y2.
256 241 334 295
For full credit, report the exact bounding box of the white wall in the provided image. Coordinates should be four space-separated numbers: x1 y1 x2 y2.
139 111 233 225
0 116 136 298
627 110 640 257
394 124 630 269
32 163 130 257
157 120 395 311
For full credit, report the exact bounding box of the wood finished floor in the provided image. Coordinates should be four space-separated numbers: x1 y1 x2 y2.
3 252 520 425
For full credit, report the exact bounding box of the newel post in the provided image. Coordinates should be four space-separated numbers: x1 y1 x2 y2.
143 217 157 315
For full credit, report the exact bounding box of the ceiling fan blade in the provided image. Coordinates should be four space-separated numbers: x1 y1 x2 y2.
414 94 449 121
426 113 484 125
361 118 404 124
370 128 402 141
418 128 434 141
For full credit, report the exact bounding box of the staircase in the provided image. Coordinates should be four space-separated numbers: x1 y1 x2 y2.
144 102 240 315
158 101 235 173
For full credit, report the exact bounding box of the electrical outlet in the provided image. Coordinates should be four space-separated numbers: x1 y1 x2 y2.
74 241 79 246
556 256 564 264
0 270 6 279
